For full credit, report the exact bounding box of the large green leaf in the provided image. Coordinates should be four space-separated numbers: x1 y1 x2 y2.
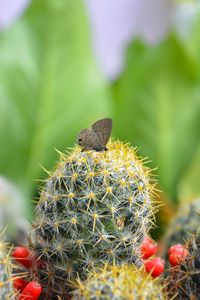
112 35 200 203
175 12 200 201
0 0 111 197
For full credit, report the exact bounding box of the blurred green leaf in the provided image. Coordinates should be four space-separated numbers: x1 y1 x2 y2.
178 144 200 201
179 11 200 66
112 35 200 203
0 0 111 197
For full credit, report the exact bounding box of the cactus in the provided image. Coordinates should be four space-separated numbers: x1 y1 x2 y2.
166 230 200 299
73 264 166 299
163 198 200 249
0 233 15 300
30 140 156 299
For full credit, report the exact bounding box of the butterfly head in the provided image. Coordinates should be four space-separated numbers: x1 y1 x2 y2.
77 129 90 148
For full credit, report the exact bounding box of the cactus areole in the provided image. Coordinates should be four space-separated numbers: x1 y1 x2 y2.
30 141 156 299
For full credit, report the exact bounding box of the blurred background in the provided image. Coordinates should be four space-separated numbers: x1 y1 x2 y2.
0 0 200 240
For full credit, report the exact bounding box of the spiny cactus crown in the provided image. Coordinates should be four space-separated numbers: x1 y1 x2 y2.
73 264 166 300
31 141 156 298
166 230 200 299
0 234 15 300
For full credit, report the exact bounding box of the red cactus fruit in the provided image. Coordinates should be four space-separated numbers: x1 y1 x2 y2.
140 236 158 259
168 244 189 266
18 281 42 300
144 257 165 278
13 277 28 292
12 247 33 269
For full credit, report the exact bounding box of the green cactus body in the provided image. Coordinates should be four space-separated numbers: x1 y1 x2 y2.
164 198 200 248
31 141 156 299
73 264 166 300
166 232 200 299
0 236 15 300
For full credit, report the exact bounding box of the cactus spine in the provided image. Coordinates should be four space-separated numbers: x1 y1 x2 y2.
73 264 166 300
0 234 15 300
30 141 156 298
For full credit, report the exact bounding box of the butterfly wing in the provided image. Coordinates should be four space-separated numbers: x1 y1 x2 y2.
91 118 112 147
77 128 101 150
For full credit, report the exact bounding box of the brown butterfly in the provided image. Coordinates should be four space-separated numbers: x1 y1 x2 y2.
77 118 112 152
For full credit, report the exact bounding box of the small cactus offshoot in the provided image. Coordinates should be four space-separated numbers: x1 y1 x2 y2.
29 140 156 298
73 264 167 300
